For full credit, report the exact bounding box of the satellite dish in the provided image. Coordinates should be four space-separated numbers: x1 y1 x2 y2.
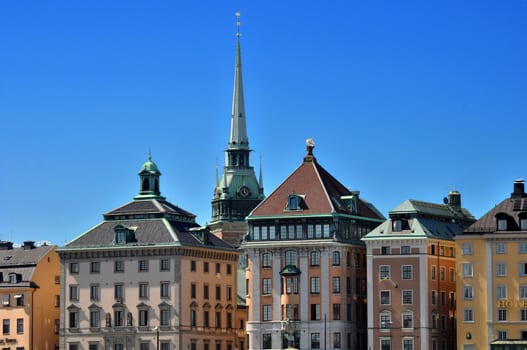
443 197 449 204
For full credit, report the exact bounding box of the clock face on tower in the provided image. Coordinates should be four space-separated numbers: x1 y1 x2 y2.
239 186 250 198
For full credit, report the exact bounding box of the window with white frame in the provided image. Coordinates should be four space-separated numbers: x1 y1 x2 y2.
380 311 392 329
462 243 472 255
401 245 411 254
498 309 508 321
262 305 272 321
380 291 390 305
380 265 390 280
262 253 271 268
498 219 508 231
497 285 507 300
285 250 297 267
332 277 340 293
311 277 320 294
402 265 413 280
403 338 414 350
497 330 508 340
496 243 506 254
496 263 507 276
520 262 527 276
463 308 474 322
520 285 527 299
520 242 527 254
381 338 391 350
262 279 272 295
402 312 414 329
310 251 320 266
332 251 341 266
402 290 413 305
521 309 527 321
90 285 100 301
462 263 473 277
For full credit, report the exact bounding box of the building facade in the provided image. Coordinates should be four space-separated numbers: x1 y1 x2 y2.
57 156 240 350
456 180 527 350
241 140 385 350
210 14 264 248
363 191 475 350
0 241 60 350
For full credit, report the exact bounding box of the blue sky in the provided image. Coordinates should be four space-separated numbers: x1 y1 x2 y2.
1 1 526 245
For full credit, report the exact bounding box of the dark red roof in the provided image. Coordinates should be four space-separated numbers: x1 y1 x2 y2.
250 154 383 220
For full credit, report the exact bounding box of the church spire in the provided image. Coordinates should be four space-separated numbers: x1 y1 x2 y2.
229 12 248 149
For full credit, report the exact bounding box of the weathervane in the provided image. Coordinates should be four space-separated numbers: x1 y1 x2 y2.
236 12 241 37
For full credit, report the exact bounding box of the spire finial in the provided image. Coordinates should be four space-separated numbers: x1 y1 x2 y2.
235 12 241 37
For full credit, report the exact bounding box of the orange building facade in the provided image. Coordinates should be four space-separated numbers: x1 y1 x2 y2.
0 241 60 350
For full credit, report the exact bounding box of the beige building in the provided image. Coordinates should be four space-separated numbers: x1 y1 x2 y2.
57 156 240 350
0 241 60 350
363 192 474 350
456 180 527 350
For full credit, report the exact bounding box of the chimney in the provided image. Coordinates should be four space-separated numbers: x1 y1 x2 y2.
447 190 462 210
23 241 36 250
512 179 526 199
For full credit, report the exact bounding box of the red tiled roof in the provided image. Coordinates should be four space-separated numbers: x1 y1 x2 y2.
250 155 382 219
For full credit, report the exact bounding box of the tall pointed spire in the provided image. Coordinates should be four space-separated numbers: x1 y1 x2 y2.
229 12 248 149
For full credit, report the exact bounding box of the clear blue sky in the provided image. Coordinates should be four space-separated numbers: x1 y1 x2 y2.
1 1 526 245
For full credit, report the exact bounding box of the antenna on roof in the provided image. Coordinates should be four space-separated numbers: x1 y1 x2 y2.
235 12 241 37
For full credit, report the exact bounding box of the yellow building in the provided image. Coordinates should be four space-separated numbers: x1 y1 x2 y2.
456 180 527 350
0 241 60 350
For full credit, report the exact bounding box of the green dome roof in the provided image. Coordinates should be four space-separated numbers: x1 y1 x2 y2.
139 154 160 174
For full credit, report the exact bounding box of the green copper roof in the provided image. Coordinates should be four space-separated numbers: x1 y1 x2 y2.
139 152 160 174
229 36 249 149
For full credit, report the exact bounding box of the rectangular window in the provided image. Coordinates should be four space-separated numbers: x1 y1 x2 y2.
226 264 232 275
160 259 170 271
69 311 79 328
402 265 413 280
216 285 221 300
332 251 341 266
16 318 23 334
449 268 455 282
160 309 170 326
401 245 411 254
311 333 321 349
204 261 209 272
462 263 473 277
381 246 391 255
461 243 472 255
215 311 221 328
114 261 124 273
311 277 320 294
262 279 272 295
332 277 341 293
15 294 24 306
203 310 210 327
90 284 100 301
138 310 148 327
262 253 271 268
380 291 391 305
139 283 149 299
496 263 507 276
333 333 341 349
70 285 79 301
403 338 414 350
521 309 527 321
114 284 124 300
402 290 413 305
227 286 232 301
161 282 170 298
262 334 272 349
464 286 473 300
497 285 507 300
498 219 508 231
138 260 149 272
520 242 527 254
440 267 446 281
311 304 321 320
70 262 79 274
431 265 436 280
521 262 527 276
496 243 506 254
90 310 100 328
463 309 474 322
431 291 437 305
402 313 413 329
216 263 221 274
203 284 209 299
498 309 508 321
90 262 100 273
521 285 527 299
190 260 196 272
333 304 341 320
380 265 390 279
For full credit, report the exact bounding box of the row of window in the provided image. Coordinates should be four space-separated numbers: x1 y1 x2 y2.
462 262 527 277
379 310 455 331
250 223 331 241
379 245 455 257
70 307 171 329
262 332 343 349
2 318 24 334
261 250 349 268
378 264 456 282
190 283 233 302
2 294 24 307
74 340 241 350
462 241 527 255
70 282 171 301
380 290 415 305
70 259 234 275
259 276 365 296
460 308 527 322
261 303 357 322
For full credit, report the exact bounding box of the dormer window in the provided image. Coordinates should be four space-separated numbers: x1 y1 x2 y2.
497 219 508 231
392 220 402 232
9 273 18 284
286 194 305 211
521 218 527 231
114 225 136 245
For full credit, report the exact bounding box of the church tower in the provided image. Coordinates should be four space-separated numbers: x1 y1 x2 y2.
210 13 264 247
